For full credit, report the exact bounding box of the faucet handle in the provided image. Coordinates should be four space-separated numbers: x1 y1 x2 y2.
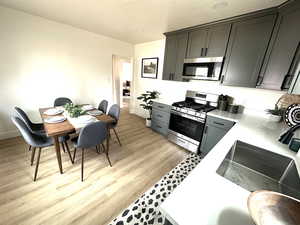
278 129 294 145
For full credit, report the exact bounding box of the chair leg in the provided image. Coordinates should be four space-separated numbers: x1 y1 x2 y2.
28 145 32 151
33 148 42 181
106 138 112 167
73 148 77 162
112 128 122 146
31 147 36 166
81 148 84 182
61 142 66 153
64 142 74 164
101 143 105 152
95 145 100 154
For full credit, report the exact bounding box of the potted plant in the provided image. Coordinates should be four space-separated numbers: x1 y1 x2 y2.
265 104 285 122
137 91 160 127
64 103 84 118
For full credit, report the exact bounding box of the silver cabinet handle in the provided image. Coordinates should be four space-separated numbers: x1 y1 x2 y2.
204 125 208 134
214 121 225 126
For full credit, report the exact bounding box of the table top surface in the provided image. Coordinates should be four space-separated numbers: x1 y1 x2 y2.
39 107 115 137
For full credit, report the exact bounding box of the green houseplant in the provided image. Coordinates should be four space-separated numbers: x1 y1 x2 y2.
265 104 285 122
137 91 160 127
64 103 84 118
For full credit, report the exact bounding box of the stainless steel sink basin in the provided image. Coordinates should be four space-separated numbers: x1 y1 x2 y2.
217 140 300 200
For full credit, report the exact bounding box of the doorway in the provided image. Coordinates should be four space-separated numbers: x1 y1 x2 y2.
112 55 133 109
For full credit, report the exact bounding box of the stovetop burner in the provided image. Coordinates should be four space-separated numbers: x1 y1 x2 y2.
172 101 215 113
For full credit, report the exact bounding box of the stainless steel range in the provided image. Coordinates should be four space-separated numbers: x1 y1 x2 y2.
168 91 219 153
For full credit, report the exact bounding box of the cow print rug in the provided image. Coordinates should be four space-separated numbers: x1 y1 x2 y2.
109 153 202 225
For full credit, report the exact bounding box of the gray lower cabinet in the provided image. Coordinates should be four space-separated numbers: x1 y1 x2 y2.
162 32 188 81
151 102 171 136
200 116 235 155
221 14 277 87
259 3 300 90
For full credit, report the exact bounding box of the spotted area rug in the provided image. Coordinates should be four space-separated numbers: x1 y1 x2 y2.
109 153 202 225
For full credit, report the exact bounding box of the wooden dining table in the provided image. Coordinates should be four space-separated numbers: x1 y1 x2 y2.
39 107 115 174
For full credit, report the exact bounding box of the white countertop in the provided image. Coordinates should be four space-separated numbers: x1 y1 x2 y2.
153 98 181 106
160 109 300 225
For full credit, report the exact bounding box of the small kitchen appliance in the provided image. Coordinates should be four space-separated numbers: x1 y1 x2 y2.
182 57 224 81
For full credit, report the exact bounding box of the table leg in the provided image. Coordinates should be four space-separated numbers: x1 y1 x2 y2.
53 136 63 174
106 126 112 167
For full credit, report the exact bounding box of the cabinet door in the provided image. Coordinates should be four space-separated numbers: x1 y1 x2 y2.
174 32 188 81
200 125 228 155
186 29 208 58
259 7 300 90
162 35 177 80
205 24 231 57
222 15 276 87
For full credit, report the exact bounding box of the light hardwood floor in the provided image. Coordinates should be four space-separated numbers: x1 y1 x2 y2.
0 107 188 225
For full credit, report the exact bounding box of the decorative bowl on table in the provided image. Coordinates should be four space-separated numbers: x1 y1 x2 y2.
82 104 94 111
44 116 66 124
43 108 64 116
87 110 103 116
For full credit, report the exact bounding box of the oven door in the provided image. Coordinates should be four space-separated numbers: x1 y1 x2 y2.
169 111 205 143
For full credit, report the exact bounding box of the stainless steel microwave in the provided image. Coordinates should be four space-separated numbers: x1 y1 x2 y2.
182 57 224 81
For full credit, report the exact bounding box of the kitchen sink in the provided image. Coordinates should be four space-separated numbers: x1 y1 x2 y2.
217 140 300 200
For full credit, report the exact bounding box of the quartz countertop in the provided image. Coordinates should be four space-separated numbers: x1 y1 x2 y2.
153 98 181 106
160 109 300 225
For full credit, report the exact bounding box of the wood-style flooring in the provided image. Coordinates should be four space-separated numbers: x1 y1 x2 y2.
0 107 188 225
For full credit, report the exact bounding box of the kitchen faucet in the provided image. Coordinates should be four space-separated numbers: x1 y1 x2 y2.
278 124 300 144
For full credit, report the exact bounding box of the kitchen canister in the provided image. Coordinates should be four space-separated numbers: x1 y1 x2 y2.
218 95 229 111
227 104 239 114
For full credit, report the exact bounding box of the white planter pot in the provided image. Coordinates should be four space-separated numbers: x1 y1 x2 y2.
268 114 282 122
146 119 151 127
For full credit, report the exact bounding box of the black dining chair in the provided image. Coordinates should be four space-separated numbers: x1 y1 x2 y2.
72 121 112 181
107 104 121 146
54 97 72 107
11 117 73 181
98 100 108 114
14 107 44 135
15 107 45 152
14 107 71 155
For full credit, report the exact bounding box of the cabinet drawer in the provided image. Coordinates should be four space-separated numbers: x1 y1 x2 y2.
151 119 169 136
206 116 235 130
152 110 170 124
152 102 171 113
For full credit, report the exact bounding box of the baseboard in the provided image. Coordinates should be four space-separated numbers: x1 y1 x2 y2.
0 129 20 140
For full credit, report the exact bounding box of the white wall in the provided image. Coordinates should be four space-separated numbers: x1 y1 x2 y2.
0 6 133 140
131 39 285 118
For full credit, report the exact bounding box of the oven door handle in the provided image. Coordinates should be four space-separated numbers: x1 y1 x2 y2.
171 110 204 123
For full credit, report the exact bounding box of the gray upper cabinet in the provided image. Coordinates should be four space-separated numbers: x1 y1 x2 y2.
186 23 231 58
221 14 276 87
186 29 208 58
259 4 300 90
205 24 231 57
162 32 188 81
174 32 188 81
162 35 177 81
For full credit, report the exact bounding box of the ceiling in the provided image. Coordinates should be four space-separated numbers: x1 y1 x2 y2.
0 0 287 44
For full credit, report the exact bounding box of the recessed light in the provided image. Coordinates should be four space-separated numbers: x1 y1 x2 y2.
212 1 229 10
